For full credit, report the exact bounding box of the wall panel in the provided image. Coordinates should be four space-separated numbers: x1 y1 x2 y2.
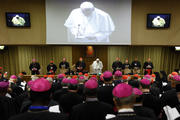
0 0 46 44
132 0 180 45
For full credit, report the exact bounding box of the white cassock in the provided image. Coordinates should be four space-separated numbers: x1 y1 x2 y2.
64 2 115 43
152 16 166 27
92 61 103 74
12 15 26 26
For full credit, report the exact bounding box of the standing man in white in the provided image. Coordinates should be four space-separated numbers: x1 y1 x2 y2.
92 58 103 74
64 1 115 43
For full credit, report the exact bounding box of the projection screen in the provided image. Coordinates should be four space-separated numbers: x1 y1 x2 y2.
46 0 132 45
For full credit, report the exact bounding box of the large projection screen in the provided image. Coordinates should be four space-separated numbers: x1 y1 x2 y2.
46 0 131 45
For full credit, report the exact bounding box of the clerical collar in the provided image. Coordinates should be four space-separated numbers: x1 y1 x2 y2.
118 108 134 113
134 104 142 107
62 86 68 89
86 97 98 102
102 83 115 87
29 106 49 111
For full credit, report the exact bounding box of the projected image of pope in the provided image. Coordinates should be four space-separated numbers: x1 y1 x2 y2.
64 1 115 43
152 16 166 27
11 15 26 26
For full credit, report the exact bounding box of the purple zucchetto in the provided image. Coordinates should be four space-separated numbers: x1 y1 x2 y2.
114 70 122 77
89 77 98 81
79 76 85 80
103 71 113 79
62 78 69 84
30 78 51 92
140 79 151 85
112 83 133 98
57 74 65 79
144 75 151 79
85 80 98 89
69 78 78 85
133 88 143 96
174 75 180 81
0 81 9 90
10 75 17 79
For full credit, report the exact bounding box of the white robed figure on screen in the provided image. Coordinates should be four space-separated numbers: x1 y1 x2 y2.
64 1 115 43
92 58 103 74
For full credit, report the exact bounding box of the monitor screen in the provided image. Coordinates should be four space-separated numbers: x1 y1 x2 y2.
147 14 171 28
6 12 31 27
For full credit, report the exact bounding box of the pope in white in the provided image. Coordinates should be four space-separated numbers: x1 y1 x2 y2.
12 15 26 26
152 16 166 27
64 1 115 43
92 58 103 74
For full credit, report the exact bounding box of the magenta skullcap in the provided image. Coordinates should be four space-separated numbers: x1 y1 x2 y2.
144 75 151 79
79 76 85 80
103 71 113 79
114 71 122 77
133 88 143 96
174 75 180 81
57 74 64 79
0 81 9 90
28 80 34 87
10 75 17 79
70 78 78 85
30 78 51 92
140 79 151 85
62 78 69 84
90 77 98 81
85 80 98 89
113 83 133 98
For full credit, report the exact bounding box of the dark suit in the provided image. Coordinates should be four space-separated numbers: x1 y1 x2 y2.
98 84 115 106
29 62 41 75
9 111 68 120
143 62 154 75
59 92 83 114
106 112 152 120
134 105 157 120
70 100 114 120
75 61 86 72
47 63 57 74
112 61 123 74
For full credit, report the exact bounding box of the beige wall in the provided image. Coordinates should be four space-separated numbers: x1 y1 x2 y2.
0 0 180 45
0 0 46 45
132 0 180 45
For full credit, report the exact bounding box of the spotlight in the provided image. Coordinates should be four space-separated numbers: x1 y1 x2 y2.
0 46 5 50
175 47 180 51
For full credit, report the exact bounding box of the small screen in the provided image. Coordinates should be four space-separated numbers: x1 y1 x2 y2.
6 12 31 27
147 14 171 28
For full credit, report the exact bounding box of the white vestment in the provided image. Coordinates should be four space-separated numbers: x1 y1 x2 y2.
92 61 103 74
152 16 166 27
64 7 115 43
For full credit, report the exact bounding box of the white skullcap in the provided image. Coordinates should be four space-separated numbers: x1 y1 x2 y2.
80 1 94 9
96 58 100 61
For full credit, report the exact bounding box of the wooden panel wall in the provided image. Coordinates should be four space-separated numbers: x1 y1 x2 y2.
132 0 180 45
0 0 46 44
72 46 108 72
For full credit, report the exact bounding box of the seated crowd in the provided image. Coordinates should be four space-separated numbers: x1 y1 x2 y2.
0 70 180 120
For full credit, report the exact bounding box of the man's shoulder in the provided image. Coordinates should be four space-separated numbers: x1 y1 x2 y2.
107 115 152 120
9 112 68 120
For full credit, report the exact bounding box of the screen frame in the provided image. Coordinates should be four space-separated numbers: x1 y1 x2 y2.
5 12 31 27
147 13 171 29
